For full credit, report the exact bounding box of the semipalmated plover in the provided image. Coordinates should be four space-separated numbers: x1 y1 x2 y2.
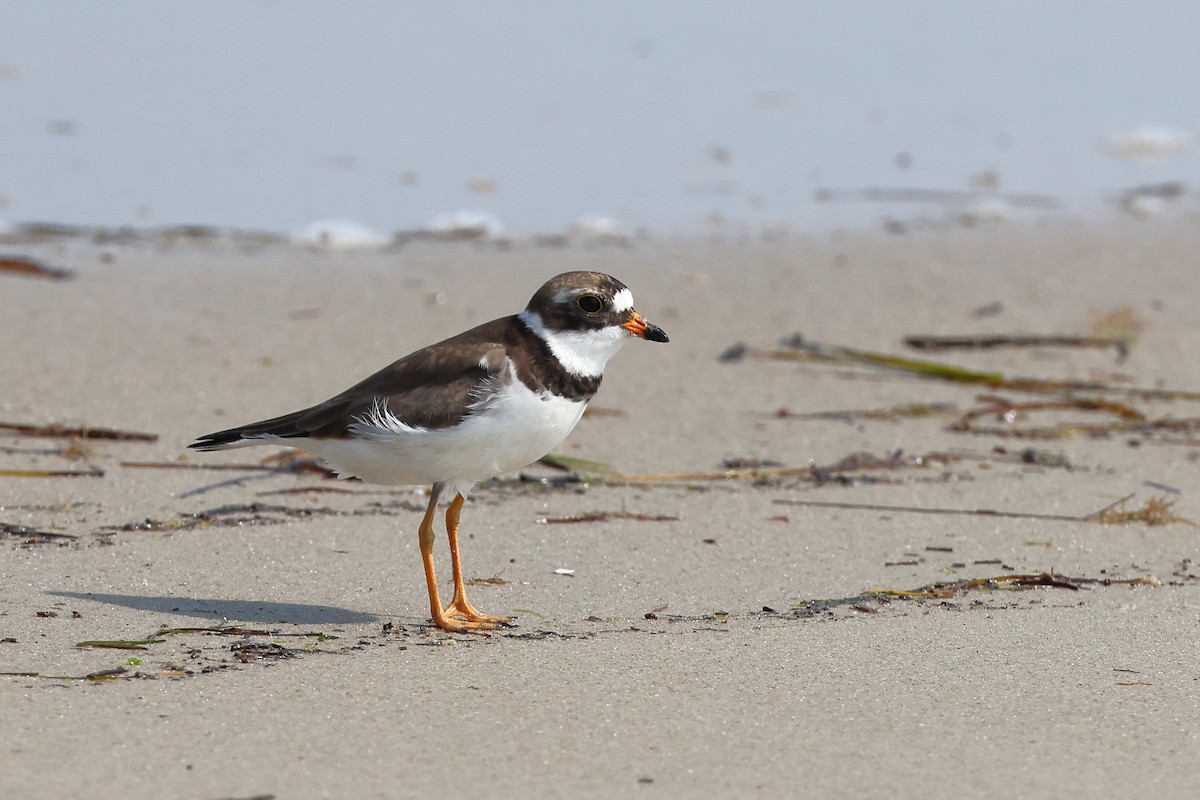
191 271 668 632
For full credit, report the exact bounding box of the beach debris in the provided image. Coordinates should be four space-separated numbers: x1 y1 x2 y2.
536 511 678 525
604 444 1056 490
254 485 380 497
167 451 337 497
177 470 286 498
0 467 104 478
465 574 516 587
597 465 812 485
538 454 615 478
951 393 1142 433
791 571 1158 618
76 638 166 650
902 332 1132 359
154 625 334 639
100 499 423 536
553 568 576 576
0 254 74 280
0 421 157 441
259 449 337 474
721 457 783 469
1100 124 1195 160
775 492 1193 527
121 460 296 472
951 395 1200 441
516 471 588 489
231 641 298 662
292 219 388 250
1091 495 1195 527
595 447 977 489
863 571 1159 599
743 336 1200 401
0 522 78 544
772 402 958 423
0 667 135 682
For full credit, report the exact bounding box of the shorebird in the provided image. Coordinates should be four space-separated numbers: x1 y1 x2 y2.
191 272 668 632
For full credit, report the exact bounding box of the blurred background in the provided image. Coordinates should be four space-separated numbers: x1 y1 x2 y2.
1 1 1198 241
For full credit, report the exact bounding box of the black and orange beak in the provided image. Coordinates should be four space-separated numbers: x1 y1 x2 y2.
621 311 669 343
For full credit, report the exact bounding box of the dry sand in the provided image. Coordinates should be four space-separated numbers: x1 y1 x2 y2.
3 221 1199 798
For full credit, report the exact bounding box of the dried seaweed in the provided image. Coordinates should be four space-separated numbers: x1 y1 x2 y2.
464 575 516 587
774 492 1188 526
791 571 1158 616
100 499 423 535
174 451 339 497
601 448 973 487
743 338 1200 402
0 522 78 543
773 402 958 422
121 460 282 472
0 467 104 478
536 510 679 525
600 466 814 484
254 485 377 497
153 625 333 639
76 638 166 650
903 333 1129 354
232 641 298 661
862 571 1158 599
1092 495 1196 527
952 398 1200 441
0 668 132 682
0 421 156 441
538 454 616 476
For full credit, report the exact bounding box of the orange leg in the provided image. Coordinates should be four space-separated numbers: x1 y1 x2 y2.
442 492 511 627
416 484 506 633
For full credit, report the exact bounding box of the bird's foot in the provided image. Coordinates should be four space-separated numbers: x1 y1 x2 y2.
437 597 513 631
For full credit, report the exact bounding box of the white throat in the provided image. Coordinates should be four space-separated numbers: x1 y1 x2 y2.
519 310 629 378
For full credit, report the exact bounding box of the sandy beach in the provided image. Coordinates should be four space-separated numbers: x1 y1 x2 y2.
3 221 1199 798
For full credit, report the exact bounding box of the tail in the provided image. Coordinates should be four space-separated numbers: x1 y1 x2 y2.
189 409 317 451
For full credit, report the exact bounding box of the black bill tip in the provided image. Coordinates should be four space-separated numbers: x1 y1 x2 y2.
644 323 669 343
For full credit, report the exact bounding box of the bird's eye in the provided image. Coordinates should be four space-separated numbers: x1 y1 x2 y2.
576 294 603 314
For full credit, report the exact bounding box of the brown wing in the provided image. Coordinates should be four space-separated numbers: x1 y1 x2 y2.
190 318 514 449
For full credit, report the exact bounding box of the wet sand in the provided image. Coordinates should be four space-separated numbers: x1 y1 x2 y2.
3 221 1199 798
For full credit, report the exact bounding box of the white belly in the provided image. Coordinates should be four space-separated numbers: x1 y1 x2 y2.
294 383 587 497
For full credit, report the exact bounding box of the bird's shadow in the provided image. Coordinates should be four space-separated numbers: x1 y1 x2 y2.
48 591 380 625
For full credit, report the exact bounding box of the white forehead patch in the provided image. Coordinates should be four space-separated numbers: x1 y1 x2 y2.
611 288 634 313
